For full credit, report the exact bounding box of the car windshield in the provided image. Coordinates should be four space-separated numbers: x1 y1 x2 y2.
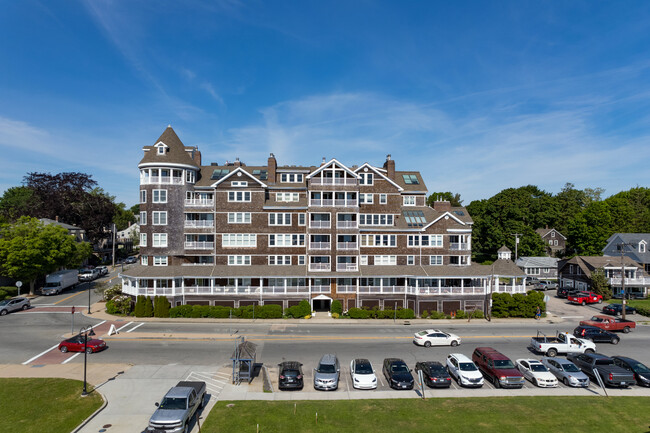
0 300 9 306
417 331 428 336
493 360 515 369
590 316 604 322
429 364 446 373
391 364 409 373
630 362 650 373
561 363 581 373
159 397 187 410
45 282 60 287
459 362 478 371
283 370 300 377
531 364 548 372
317 364 336 374
355 363 373 374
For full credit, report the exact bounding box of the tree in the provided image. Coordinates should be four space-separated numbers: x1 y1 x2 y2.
113 202 136 231
426 192 463 207
0 217 92 294
144 296 154 317
0 187 37 221
567 201 612 255
129 204 140 215
590 268 612 300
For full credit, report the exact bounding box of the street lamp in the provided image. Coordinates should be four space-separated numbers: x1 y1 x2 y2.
80 325 96 397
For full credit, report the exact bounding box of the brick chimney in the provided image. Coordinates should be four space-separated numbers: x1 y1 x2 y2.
321 157 326 166
383 154 395 179
267 153 277 183
233 157 242 167
433 198 452 212
190 147 201 166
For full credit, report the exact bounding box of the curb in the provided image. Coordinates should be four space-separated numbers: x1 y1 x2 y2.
71 390 108 433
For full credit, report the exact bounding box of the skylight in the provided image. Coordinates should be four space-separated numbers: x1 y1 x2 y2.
253 169 268 180
402 174 419 185
210 169 230 180
404 210 426 227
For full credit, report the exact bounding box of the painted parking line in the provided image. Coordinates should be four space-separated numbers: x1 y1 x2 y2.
62 353 81 364
126 322 145 333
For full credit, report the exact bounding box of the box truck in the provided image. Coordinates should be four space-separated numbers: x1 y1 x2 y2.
41 270 79 295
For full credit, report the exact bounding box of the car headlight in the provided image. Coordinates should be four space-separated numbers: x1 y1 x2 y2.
372 378 377 382
354 378 359 382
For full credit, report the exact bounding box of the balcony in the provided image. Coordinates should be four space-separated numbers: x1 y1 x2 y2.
416 286 487 295
311 178 357 186
309 221 331 229
336 221 358 229
310 199 334 207
336 263 358 272
336 285 356 293
450 243 470 251
184 220 214 228
334 199 358 207
142 176 183 185
311 285 331 293
309 242 331 250
337 242 358 250
609 277 650 286
184 241 214 249
309 263 331 271
185 199 214 207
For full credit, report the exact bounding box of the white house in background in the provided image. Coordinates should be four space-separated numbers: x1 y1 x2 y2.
603 233 650 274
516 256 559 281
117 223 139 242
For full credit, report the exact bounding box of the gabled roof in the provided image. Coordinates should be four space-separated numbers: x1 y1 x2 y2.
394 171 427 192
306 158 360 179
515 256 559 268
422 210 466 230
210 166 267 188
353 163 403 191
139 126 199 168
558 255 643 278
536 227 566 240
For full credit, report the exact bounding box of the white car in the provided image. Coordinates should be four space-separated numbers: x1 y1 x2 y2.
516 359 558 387
350 358 377 389
446 353 483 388
413 329 461 347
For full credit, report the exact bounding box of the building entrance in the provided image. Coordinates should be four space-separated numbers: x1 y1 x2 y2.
312 299 331 312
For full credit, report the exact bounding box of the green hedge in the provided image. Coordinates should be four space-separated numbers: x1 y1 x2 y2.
0 287 19 300
491 291 545 318
285 300 311 318
330 300 343 315
347 307 415 319
168 304 283 319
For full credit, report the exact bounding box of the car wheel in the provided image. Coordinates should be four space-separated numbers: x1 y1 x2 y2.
493 376 500 388
598 299 602 304
547 348 557 357
533 378 538 387
581 301 586 306
0 310 7 316
85 347 93 354
623 326 631 334
563 378 569 386
612 338 620 345
22 305 28 311
451 340 459 347
60 346 68 353
424 341 431 348
584 348 595 354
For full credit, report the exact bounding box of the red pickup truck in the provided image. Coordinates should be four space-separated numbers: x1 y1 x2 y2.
568 291 603 305
579 315 636 333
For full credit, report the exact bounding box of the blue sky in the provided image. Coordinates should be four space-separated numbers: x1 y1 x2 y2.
1 1 650 207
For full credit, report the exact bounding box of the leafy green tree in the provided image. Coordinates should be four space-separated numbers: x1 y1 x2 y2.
0 217 92 294
590 268 612 300
0 187 37 221
330 300 342 315
144 296 154 317
129 204 140 214
134 295 146 317
567 201 612 255
113 202 136 231
426 192 463 207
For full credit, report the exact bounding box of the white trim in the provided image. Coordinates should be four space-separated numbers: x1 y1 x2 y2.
211 167 268 188
306 158 360 179
446 228 472 233
354 163 404 191
138 162 199 170
423 211 466 230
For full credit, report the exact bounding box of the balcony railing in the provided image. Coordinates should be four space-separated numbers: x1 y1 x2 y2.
184 220 214 228
336 263 358 271
309 242 331 250
336 221 358 229
450 243 470 251
185 199 214 207
184 241 214 249
141 176 183 185
309 263 331 271
336 285 356 293
416 286 487 295
609 277 650 286
334 199 358 207
310 199 334 207
309 221 331 229
311 178 357 185
311 285 331 293
337 242 358 250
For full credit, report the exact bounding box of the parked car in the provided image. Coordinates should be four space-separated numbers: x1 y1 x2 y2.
383 358 414 390
278 361 304 390
0 297 30 316
313 354 339 391
148 381 206 433
579 315 636 333
573 326 620 344
472 347 525 389
413 329 461 347
568 291 603 305
78 268 99 282
415 361 452 388
97 266 109 276
125 256 138 264
611 356 650 387
541 357 590 387
350 358 377 389
536 281 558 291
446 353 483 388
530 331 596 357
515 359 558 387
567 353 635 387
526 277 541 287
602 303 636 316
556 287 578 298
58 335 107 353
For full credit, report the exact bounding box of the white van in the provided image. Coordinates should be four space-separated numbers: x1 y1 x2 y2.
42 270 79 295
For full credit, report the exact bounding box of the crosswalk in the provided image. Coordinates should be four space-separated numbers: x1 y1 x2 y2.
183 369 230 402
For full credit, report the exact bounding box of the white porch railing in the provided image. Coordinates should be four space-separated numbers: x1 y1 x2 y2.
184 220 214 228
184 241 214 249
336 285 356 293
309 221 331 229
609 277 650 286
311 178 357 185
309 242 331 250
334 199 358 207
185 199 214 207
336 263 358 271
309 263 331 271
310 199 334 207
449 243 470 251
337 242 358 250
336 221 358 229
311 285 331 293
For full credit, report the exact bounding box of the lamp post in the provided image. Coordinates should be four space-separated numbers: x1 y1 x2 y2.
87 283 92 315
80 325 96 396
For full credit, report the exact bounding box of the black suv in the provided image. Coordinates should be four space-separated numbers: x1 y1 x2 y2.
573 326 620 344
556 287 578 298
278 361 304 390
415 361 452 388
602 303 636 316
383 358 414 390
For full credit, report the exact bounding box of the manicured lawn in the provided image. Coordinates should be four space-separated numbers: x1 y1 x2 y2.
0 378 103 433
607 298 650 308
203 397 650 433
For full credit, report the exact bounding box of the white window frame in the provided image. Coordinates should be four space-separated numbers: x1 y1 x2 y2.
228 191 251 202
359 214 394 226
228 212 251 224
140 233 147 247
379 194 387 204
231 181 248 187
152 233 167 247
407 255 415 265
268 213 292 226
185 170 195 183
403 195 416 206
152 189 167 203
429 255 443 266
268 255 292 266
280 173 303 183
140 256 148 266
359 193 374 204
298 255 306 265
269 234 305 247
140 212 147 225
359 173 373 185
360 255 368 265
140 190 147 203
228 255 251 266
374 255 396 266
361 234 396 247
298 213 306 226
276 192 299 202
153 256 168 266
222 234 257 248
152 211 168 225
157 146 164 155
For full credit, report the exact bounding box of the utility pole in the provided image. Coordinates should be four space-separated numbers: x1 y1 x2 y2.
511 233 523 261
112 223 116 269
619 242 630 321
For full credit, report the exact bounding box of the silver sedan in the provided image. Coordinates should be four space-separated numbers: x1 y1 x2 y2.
541 357 590 387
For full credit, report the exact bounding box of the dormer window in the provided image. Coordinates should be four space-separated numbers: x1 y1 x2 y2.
158 147 164 154
640 241 647 253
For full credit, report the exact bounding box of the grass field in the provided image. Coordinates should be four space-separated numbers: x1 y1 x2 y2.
608 298 650 309
0 378 103 433
202 397 650 433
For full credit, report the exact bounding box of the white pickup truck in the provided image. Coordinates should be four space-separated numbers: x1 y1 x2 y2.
530 331 596 357
147 381 206 433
